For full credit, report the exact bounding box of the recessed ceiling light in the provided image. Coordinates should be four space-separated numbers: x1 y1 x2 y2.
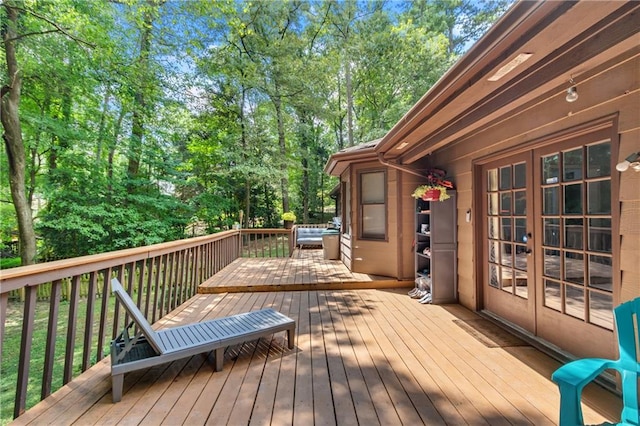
488 53 533 82
396 142 409 150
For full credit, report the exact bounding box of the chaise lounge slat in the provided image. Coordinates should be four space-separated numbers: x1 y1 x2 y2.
109 278 296 402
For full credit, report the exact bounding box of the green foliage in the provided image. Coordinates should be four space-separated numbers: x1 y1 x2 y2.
1 0 508 262
37 157 192 259
0 257 21 269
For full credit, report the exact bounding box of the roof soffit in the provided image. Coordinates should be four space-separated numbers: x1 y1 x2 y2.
378 1 640 163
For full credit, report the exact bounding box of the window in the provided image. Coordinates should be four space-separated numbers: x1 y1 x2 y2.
359 170 386 240
342 179 351 235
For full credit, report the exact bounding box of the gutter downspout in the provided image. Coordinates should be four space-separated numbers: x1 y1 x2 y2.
377 152 426 178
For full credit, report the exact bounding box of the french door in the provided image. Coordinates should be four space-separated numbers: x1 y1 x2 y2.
481 126 616 359
482 152 535 331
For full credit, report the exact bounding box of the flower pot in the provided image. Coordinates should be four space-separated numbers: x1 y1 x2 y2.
284 220 294 229
422 189 441 201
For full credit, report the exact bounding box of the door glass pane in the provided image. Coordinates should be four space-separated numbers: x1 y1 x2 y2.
488 240 497 262
500 266 513 293
489 263 499 288
588 180 611 214
515 271 528 298
515 218 526 243
488 217 499 239
499 166 511 190
563 149 583 181
500 193 511 215
500 242 512 266
488 193 498 215
564 252 584 285
587 142 611 178
543 154 559 184
589 255 612 291
565 284 585 320
500 218 511 241
514 191 526 215
544 218 560 247
564 218 583 249
514 244 527 270
488 169 498 191
544 280 562 312
589 292 613 330
564 183 582 214
514 163 526 188
589 218 611 252
543 187 559 215
544 249 561 278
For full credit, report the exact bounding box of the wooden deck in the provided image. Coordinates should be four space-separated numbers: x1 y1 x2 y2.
12 288 620 425
199 249 412 293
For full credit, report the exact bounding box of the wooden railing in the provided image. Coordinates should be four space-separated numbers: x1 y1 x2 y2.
0 228 293 421
240 228 294 258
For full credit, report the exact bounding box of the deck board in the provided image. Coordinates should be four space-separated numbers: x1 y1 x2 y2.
12 289 621 426
198 250 412 293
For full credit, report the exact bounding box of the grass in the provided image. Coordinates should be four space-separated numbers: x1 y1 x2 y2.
0 257 21 269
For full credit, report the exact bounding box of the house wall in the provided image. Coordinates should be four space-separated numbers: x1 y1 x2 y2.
339 161 419 279
429 54 640 311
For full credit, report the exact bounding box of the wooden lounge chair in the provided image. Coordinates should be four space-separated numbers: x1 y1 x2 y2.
109 278 295 402
552 297 639 426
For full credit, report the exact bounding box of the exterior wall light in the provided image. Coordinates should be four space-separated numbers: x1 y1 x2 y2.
565 86 578 103
616 152 640 172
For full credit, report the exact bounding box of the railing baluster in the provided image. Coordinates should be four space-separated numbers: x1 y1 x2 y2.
64 275 81 384
178 250 186 305
96 269 111 361
144 257 155 319
82 272 97 371
15 285 36 418
137 259 146 309
153 255 163 323
41 279 61 399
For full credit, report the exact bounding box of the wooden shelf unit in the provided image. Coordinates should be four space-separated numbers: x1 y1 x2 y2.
415 191 457 304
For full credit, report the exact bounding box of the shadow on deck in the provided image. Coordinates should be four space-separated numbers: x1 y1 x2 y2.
12 287 621 425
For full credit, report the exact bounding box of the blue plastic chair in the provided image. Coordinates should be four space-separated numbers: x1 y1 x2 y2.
552 297 640 426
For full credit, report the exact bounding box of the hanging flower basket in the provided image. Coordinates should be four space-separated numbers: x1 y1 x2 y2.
422 188 441 201
412 184 450 202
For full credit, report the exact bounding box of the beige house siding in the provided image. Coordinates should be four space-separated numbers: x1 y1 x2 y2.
346 162 400 277
428 54 640 311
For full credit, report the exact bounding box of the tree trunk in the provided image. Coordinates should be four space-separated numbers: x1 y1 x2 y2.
108 106 126 198
96 84 112 165
127 2 156 183
240 87 250 228
1 3 37 265
273 92 289 213
345 59 354 147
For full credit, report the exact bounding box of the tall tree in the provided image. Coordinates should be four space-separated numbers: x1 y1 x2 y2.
1 2 36 264
127 0 164 183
